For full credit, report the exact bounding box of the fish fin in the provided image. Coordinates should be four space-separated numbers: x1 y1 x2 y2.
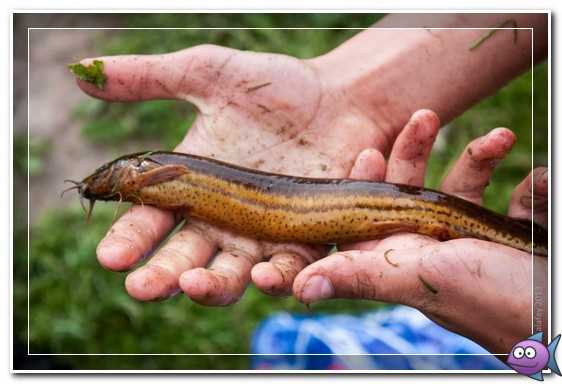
529 371 544 381
547 334 561 375
137 165 189 188
529 332 544 342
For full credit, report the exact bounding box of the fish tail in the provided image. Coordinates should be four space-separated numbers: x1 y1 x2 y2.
547 334 561 375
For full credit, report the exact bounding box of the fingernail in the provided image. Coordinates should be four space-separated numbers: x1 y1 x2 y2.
301 275 334 303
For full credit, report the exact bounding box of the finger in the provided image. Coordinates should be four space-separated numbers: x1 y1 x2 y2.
96 205 176 271
508 167 548 227
441 128 516 204
251 252 309 296
386 109 440 186
179 242 263 306
75 45 235 102
372 233 439 252
339 232 437 255
349 148 386 181
293 248 423 306
294 238 518 306
125 226 217 301
339 229 438 255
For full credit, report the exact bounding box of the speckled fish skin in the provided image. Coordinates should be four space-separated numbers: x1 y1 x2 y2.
79 151 548 256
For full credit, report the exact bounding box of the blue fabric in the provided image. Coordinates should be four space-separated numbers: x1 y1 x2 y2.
251 306 509 370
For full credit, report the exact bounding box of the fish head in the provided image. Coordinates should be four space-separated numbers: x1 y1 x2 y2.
507 339 549 376
80 152 163 201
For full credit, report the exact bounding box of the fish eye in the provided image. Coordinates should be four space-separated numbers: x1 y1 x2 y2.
513 346 525 359
137 159 153 172
525 347 536 358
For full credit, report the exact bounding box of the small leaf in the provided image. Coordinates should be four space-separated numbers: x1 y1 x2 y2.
68 60 107 90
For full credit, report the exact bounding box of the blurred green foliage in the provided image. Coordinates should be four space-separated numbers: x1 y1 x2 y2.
107 13 380 56
16 13 548 369
74 99 195 148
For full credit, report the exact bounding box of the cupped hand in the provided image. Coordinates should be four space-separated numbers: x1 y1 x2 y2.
293 119 548 354
76 44 399 305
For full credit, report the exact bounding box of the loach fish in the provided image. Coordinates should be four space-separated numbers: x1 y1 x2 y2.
66 151 548 256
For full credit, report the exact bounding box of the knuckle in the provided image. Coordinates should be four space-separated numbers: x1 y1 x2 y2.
154 245 192 270
187 221 219 245
116 216 158 247
349 271 377 299
223 246 260 267
273 255 303 280
211 268 245 302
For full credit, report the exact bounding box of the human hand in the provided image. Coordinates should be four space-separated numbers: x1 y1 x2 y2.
76 44 400 304
292 118 548 354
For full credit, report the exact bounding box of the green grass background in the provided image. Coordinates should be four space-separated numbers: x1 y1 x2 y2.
14 13 548 369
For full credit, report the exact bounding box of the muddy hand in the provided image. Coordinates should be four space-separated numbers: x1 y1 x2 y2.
75 44 402 304
293 121 548 354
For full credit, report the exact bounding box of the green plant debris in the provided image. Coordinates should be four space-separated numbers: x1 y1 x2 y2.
68 60 107 90
418 275 439 295
246 82 272 93
469 19 518 51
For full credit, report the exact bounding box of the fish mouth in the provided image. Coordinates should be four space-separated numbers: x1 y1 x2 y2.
60 180 97 220
509 361 540 369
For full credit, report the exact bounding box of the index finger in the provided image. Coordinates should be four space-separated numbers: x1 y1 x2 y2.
75 45 236 102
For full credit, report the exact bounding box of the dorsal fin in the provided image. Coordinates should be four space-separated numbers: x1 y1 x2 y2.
529 332 544 342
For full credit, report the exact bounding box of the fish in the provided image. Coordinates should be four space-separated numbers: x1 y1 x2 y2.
507 332 560 380
67 151 548 256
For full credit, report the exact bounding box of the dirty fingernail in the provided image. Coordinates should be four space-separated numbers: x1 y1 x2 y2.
301 275 334 303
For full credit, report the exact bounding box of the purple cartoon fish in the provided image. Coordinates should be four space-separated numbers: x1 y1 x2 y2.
507 332 560 381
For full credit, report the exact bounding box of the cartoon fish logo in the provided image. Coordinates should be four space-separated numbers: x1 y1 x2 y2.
507 332 561 381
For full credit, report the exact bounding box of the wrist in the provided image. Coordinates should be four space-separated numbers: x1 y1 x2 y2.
306 13 545 146
307 29 442 144
306 50 410 146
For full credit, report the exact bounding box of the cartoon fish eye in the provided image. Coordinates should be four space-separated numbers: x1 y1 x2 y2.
513 346 525 358
525 347 537 358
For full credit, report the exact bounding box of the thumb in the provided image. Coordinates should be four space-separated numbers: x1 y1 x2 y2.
293 247 429 307
73 44 236 102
